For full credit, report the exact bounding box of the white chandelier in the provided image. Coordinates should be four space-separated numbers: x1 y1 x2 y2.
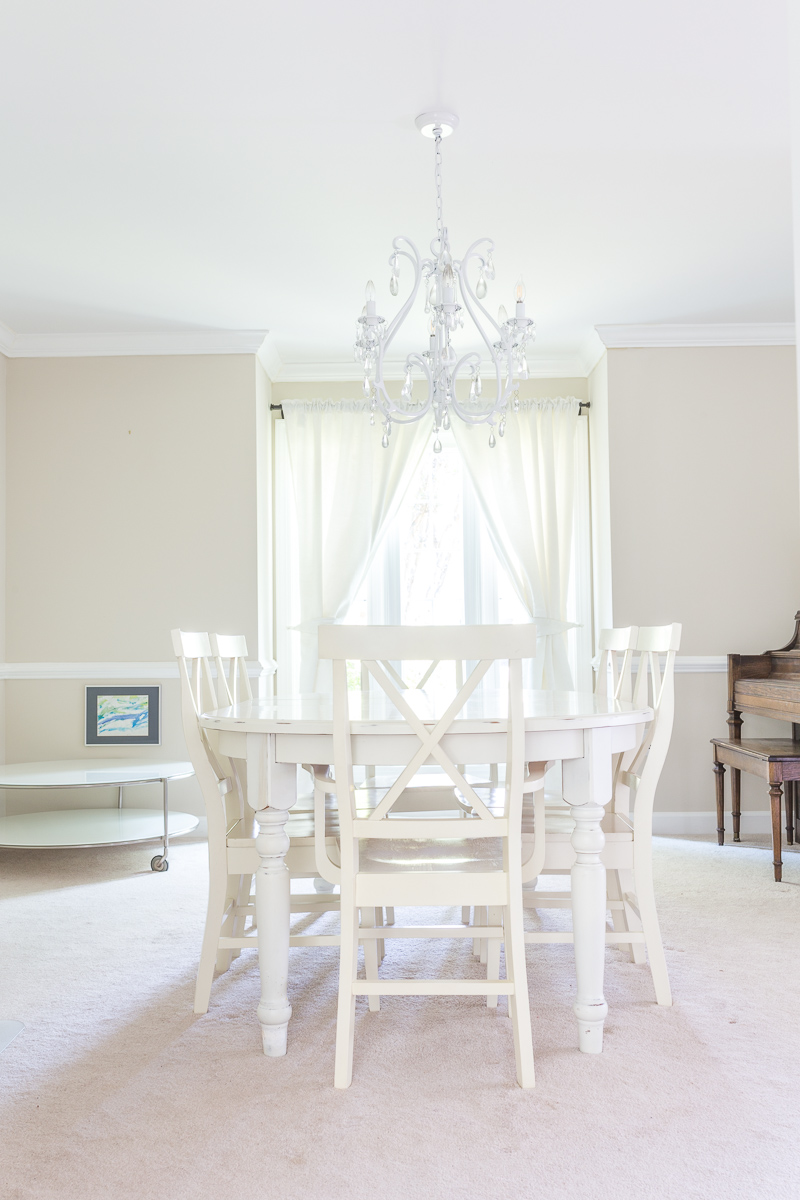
354 111 535 450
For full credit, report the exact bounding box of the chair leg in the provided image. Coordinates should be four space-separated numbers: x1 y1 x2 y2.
731 768 741 843
334 894 360 1089
785 781 794 847
360 908 381 1012
229 872 253 960
769 784 783 882
618 868 646 964
216 874 242 975
375 906 385 964
485 906 503 1009
633 850 672 1006
713 761 725 845
504 898 535 1089
472 905 485 956
607 869 633 961
194 867 230 1014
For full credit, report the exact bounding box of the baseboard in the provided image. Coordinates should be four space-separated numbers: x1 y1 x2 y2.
653 810 772 835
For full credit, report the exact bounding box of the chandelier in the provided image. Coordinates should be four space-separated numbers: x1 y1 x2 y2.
354 111 535 451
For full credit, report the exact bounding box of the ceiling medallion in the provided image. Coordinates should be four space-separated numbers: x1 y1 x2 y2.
354 111 535 451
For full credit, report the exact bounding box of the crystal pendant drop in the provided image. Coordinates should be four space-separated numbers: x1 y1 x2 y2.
433 437 442 454
488 431 496 449
381 431 389 448
476 272 487 300
469 379 477 400
370 413 375 426
499 418 506 437
389 274 399 296
442 409 450 430
475 374 482 396
362 375 371 398
485 251 495 280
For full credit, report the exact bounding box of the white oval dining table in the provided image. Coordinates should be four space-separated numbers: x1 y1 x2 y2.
199 688 652 1059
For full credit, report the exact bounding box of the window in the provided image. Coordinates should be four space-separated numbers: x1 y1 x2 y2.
274 414 592 697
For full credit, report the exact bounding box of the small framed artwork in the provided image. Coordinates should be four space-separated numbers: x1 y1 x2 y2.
85 686 161 746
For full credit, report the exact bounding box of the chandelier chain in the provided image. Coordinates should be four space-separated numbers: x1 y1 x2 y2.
434 129 444 245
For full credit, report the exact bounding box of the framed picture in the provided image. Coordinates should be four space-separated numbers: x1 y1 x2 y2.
85 686 161 746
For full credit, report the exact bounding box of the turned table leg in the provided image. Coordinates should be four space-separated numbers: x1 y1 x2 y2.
563 727 613 1055
768 783 783 883
247 732 297 1056
713 761 725 845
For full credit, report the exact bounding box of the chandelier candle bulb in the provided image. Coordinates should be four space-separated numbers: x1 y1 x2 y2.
515 277 526 319
365 279 377 317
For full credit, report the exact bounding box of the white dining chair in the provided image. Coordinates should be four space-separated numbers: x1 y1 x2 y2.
318 623 545 1090
172 629 341 1015
212 632 252 705
523 623 681 1007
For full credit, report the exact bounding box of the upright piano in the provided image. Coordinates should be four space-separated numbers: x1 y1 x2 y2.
712 611 800 880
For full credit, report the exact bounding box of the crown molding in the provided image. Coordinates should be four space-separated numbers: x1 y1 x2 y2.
0 319 17 357
0 327 268 358
595 322 795 349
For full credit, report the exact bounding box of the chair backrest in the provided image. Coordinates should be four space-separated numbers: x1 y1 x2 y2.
320 624 537 854
212 633 253 705
614 622 682 822
171 628 243 836
594 626 638 701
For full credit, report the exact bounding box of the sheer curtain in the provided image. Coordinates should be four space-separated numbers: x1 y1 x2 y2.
451 397 581 689
283 400 428 691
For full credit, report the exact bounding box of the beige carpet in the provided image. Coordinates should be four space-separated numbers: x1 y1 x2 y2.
1 833 798 1200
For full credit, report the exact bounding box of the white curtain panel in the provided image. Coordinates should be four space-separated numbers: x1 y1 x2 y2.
451 397 581 689
283 400 428 691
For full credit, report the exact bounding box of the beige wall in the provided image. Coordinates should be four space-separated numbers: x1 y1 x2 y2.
6 355 260 660
0 353 6 771
606 346 800 817
2 353 263 817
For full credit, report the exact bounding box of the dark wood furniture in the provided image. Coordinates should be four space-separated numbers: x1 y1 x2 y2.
711 612 800 881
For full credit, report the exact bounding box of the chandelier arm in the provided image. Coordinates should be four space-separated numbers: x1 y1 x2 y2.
456 239 515 414
378 353 434 424
374 237 434 418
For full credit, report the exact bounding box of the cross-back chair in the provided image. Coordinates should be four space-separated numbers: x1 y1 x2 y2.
172 629 341 1015
319 623 546 1090
523 623 681 1007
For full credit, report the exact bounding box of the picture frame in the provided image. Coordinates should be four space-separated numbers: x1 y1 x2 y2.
85 686 161 746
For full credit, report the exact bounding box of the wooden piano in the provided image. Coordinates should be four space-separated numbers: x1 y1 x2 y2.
712 611 800 881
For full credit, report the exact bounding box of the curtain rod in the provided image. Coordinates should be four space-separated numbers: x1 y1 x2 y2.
271 402 590 416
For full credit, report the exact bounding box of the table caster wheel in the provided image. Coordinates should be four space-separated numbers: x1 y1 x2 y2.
151 855 169 872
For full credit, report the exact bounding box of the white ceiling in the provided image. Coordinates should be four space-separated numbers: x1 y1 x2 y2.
0 0 793 373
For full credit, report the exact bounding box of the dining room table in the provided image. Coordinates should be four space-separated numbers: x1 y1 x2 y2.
198 685 652 1059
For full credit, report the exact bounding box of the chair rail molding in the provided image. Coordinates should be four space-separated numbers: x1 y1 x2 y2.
0 656 719 680
595 323 795 349
0 661 276 680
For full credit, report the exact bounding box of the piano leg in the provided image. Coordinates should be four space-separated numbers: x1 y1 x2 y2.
713 761 725 845
768 783 783 883
731 768 741 842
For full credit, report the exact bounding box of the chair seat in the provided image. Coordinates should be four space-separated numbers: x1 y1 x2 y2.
711 738 800 763
357 836 504 874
